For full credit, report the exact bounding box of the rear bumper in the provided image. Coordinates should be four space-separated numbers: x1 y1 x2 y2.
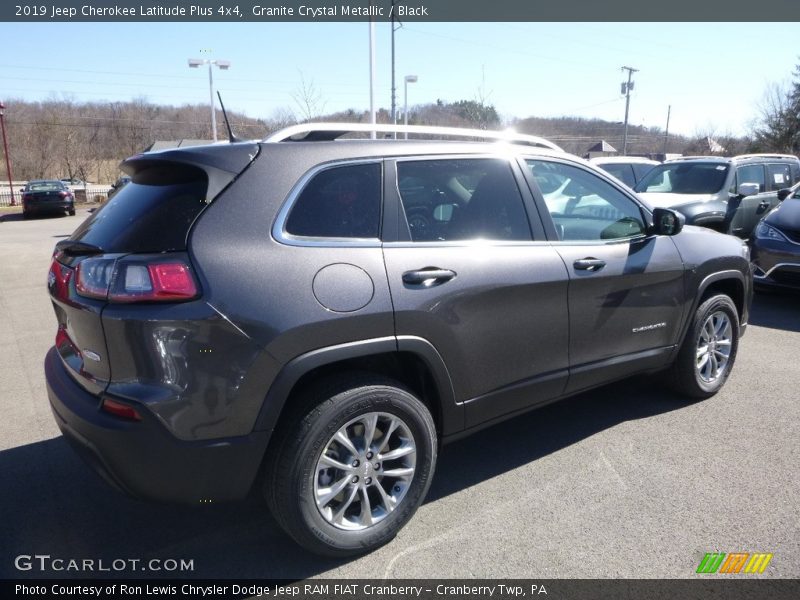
45 347 269 503
25 200 73 212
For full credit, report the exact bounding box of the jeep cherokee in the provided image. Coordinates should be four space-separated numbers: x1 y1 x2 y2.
45 123 753 556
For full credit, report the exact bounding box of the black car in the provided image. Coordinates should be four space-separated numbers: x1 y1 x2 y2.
21 180 76 218
45 124 753 557
751 182 800 289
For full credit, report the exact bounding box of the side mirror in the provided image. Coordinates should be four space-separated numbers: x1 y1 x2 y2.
777 188 792 201
651 207 685 236
737 182 760 198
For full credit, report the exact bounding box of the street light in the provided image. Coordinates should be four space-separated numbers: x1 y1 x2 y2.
0 102 15 206
188 58 231 142
403 75 418 140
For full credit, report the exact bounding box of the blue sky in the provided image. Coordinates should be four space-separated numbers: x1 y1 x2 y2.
1 21 798 136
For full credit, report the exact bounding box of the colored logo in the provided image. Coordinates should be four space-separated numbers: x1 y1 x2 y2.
697 552 773 574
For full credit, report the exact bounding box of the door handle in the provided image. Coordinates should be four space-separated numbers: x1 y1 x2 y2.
757 200 770 211
402 268 456 286
573 258 606 272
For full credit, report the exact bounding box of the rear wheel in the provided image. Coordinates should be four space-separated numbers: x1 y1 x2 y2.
670 294 739 399
67 208 76 216
265 375 437 556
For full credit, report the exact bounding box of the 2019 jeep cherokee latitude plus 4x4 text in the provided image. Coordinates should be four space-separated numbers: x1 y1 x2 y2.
45 124 752 556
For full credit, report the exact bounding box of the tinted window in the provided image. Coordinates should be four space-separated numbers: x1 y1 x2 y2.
69 176 208 253
632 163 656 182
767 163 792 191
736 164 766 193
598 164 636 188
636 163 729 194
528 159 645 241
286 163 381 239
396 158 531 242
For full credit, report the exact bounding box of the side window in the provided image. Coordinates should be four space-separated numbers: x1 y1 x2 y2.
767 163 792 191
735 164 766 193
396 158 531 242
790 162 800 185
632 163 656 183
285 163 381 239
527 159 646 242
600 164 636 188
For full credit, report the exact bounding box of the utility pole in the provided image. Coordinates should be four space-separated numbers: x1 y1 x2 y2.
663 105 671 155
0 102 15 206
620 66 638 156
368 7 376 139
390 0 403 137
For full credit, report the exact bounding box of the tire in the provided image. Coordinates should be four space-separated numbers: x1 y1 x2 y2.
265 374 437 557
68 208 76 216
22 210 29 220
670 294 739 399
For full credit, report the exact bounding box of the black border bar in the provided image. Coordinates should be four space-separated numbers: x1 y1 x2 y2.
3 1 800 22
4 579 800 600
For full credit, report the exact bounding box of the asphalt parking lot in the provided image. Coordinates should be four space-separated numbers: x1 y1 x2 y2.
1 209 798 580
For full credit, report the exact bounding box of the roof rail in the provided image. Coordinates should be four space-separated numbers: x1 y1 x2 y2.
263 123 563 151
733 153 799 161
665 155 729 162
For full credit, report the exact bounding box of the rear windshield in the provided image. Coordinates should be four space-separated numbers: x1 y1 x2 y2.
27 182 65 192
69 175 208 253
635 163 729 194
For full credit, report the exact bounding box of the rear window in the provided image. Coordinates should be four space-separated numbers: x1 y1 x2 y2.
69 172 208 253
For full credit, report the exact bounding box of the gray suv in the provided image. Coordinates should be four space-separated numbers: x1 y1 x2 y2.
45 124 753 556
635 154 800 238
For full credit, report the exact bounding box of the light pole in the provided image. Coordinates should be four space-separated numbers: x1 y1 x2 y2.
0 102 15 206
188 58 231 142
403 75 418 139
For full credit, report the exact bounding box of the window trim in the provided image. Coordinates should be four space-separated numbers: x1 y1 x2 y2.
272 158 384 248
519 155 652 244
391 154 540 244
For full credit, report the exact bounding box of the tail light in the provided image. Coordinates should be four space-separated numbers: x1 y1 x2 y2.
59 191 69 198
75 256 199 303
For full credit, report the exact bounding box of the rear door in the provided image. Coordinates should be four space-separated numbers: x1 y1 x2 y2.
382 156 570 428
521 157 685 394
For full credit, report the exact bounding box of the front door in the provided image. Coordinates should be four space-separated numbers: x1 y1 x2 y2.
522 157 686 394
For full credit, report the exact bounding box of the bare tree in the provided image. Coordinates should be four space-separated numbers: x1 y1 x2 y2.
291 71 327 123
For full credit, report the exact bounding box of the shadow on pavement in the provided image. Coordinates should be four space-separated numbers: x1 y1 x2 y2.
749 291 800 333
0 377 683 579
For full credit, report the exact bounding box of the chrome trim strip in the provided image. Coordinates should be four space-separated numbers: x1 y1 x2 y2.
753 262 800 279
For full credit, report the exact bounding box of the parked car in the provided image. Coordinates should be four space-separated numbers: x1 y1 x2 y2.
751 180 800 290
21 180 75 218
45 123 753 557
589 156 659 188
107 176 131 199
634 154 800 239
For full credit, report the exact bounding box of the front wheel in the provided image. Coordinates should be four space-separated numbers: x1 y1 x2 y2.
670 294 739 399
265 375 437 556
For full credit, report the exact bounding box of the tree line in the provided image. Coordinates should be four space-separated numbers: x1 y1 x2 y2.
2 65 797 182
